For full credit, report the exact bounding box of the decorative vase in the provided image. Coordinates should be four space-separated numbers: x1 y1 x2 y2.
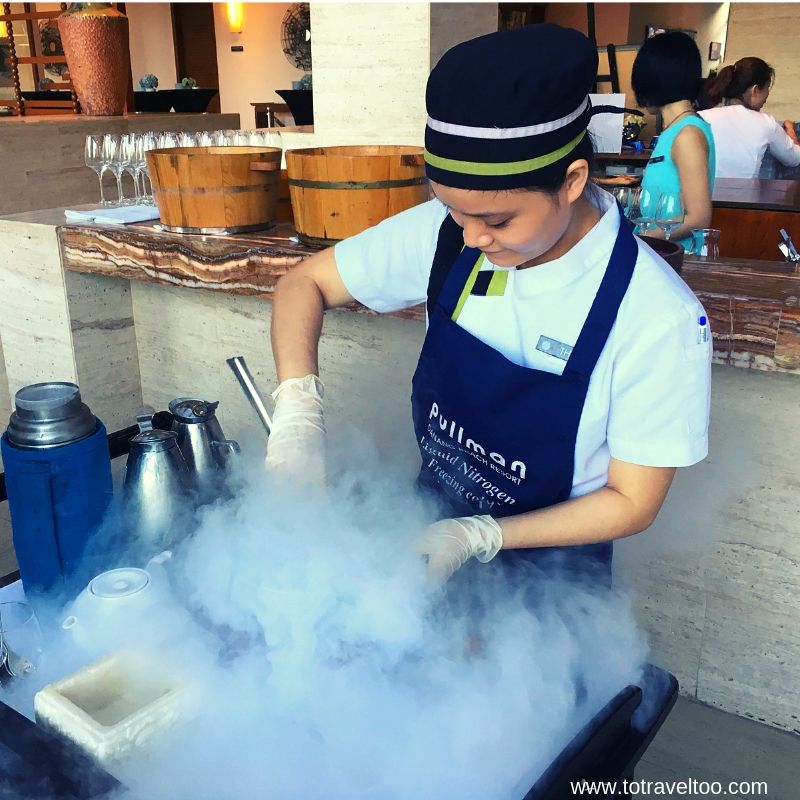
58 3 130 116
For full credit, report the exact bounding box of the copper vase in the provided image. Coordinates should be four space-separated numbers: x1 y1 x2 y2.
58 3 130 116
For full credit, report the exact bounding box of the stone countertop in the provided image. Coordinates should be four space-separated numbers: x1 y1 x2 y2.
682 255 800 372
22 215 800 375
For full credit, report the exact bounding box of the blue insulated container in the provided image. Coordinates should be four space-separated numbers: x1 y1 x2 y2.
1 383 113 595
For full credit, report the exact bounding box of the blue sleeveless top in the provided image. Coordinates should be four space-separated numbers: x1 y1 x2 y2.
641 115 716 250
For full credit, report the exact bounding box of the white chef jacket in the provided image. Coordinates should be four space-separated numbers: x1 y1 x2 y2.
699 105 800 179
334 189 711 499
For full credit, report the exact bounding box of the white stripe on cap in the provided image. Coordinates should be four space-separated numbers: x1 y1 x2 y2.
426 96 589 140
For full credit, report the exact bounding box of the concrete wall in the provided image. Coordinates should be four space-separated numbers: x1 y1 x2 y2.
127 2 178 90
309 3 430 147
429 3 498 69
615 366 800 732
724 3 800 121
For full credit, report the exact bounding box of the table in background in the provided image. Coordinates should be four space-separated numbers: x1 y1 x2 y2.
595 149 653 167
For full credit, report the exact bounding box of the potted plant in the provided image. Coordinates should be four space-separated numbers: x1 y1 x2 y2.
138 73 158 91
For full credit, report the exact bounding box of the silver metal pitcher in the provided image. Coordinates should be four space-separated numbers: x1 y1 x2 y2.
168 398 240 503
122 429 192 548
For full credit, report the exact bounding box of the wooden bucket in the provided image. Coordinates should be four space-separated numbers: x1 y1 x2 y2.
285 145 428 246
146 146 282 234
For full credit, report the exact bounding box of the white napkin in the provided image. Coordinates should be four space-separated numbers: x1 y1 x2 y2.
64 208 99 221
90 205 160 225
64 205 159 225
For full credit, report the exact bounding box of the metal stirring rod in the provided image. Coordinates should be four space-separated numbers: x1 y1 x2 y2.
226 356 273 435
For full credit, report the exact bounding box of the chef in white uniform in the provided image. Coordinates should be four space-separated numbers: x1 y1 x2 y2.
266 24 712 589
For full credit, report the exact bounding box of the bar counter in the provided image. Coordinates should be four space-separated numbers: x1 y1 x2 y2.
54 215 800 374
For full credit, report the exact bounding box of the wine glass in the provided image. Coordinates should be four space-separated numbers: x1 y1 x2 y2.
246 129 270 147
101 133 126 206
232 129 250 146
128 134 149 206
654 191 686 241
120 133 141 205
611 186 634 218
194 130 213 148
629 187 656 235
85 134 111 206
139 131 158 205
157 131 179 149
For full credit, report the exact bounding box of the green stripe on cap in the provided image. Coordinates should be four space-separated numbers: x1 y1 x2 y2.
425 130 586 177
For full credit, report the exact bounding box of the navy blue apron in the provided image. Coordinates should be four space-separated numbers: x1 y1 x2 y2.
411 205 638 594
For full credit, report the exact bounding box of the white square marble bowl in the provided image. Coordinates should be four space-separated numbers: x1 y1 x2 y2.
34 650 190 766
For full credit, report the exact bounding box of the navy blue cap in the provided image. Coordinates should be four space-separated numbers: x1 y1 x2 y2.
425 24 598 190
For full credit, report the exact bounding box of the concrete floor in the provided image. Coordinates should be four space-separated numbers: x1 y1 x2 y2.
638 695 800 799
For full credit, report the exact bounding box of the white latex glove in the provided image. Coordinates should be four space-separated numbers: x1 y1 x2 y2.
264 375 326 487
415 515 504 582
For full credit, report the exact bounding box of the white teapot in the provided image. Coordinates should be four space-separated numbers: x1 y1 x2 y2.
61 552 181 655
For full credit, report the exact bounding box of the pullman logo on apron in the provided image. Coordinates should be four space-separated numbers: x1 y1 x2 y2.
420 400 527 512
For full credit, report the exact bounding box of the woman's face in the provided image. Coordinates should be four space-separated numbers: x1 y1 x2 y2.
430 170 583 268
746 83 770 111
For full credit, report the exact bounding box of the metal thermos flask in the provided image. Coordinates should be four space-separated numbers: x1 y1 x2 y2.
0 382 113 595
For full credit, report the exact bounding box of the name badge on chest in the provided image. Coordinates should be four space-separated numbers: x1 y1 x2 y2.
536 335 574 362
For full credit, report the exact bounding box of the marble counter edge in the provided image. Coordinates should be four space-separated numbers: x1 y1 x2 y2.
56 222 427 323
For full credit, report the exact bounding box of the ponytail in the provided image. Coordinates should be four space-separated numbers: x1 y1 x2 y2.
704 65 735 107
706 57 775 107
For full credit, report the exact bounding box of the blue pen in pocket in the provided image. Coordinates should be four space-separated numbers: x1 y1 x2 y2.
697 315 709 344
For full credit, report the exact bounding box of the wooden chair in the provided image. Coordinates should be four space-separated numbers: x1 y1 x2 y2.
0 2 79 116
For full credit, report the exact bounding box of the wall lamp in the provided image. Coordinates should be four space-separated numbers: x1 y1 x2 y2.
227 2 244 34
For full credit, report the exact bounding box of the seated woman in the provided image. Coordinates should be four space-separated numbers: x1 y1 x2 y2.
699 57 800 179
632 32 715 250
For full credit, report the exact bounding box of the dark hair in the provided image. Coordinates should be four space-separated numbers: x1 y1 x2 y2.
631 31 703 108
704 57 774 107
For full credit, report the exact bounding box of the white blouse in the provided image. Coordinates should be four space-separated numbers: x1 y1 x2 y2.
699 104 800 179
